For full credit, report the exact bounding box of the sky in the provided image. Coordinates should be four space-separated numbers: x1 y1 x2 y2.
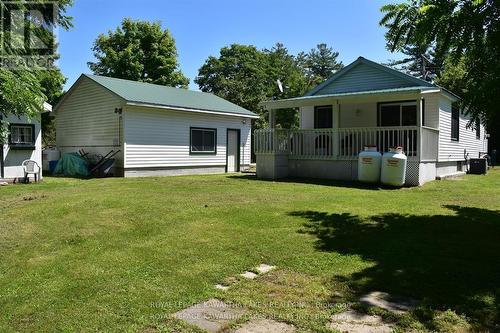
58 0 400 91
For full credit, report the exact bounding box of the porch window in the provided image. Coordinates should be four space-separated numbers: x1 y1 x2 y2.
451 103 459 141
190 127 217 154
9 124 35 148
378 101 417 126
314 105 333 128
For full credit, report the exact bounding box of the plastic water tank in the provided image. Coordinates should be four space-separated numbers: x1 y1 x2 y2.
381 147 407 186
358 146 382 183
42 147 60 171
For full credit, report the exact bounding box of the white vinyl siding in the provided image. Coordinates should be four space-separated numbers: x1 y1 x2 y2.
421 93 439 128
123 105 251 168
300 106 314 129
339 102 377 127
438 96 488 161
55 77 123 147
55 77 124 165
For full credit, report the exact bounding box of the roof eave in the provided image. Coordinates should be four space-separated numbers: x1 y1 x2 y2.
261 87 433 110
125 101 259 119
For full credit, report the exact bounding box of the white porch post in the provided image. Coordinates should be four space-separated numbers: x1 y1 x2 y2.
269 109 276 129
418 96 423 161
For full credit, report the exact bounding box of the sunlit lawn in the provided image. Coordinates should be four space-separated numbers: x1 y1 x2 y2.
1 170 499 332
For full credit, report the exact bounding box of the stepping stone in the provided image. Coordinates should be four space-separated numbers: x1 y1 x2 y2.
255 264 276 274
360 291 417 314
240 271 258 279
235 319 296 333
329 310 392 333
173 298 246 333
215 284 229 291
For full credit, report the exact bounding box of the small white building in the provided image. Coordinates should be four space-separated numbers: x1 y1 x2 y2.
0 103 51 181
54 74 258 177
256 57 488 186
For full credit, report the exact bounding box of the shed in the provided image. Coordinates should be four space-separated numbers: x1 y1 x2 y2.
54 75 258 177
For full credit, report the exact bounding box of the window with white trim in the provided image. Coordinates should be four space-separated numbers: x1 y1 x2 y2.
190 128 216 154
9 124 34 146
379 101 417 126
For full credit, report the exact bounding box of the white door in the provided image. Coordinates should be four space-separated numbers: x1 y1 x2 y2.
227 130 239 172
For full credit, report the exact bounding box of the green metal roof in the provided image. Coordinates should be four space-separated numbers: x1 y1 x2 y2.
83 74 258 118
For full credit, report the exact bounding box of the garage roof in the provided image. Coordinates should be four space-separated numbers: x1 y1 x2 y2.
82 74 258 118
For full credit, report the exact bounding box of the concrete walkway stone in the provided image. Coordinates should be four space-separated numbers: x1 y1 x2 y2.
255 264 276 274
235 319 296 333
329 310 393 333
360 291 417 314
215 284 229 291
240 271 258 279
173 299 245 333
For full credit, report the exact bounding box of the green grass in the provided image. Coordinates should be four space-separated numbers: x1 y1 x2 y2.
1 170 499 332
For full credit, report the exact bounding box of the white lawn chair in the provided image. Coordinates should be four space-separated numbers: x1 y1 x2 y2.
21 160 41 183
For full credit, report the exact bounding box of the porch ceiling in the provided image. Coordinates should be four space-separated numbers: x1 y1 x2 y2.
260 86 441 110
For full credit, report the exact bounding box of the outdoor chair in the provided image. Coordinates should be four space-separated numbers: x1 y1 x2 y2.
21 160 41 183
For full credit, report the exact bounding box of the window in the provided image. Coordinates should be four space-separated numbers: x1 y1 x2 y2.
314 105 333 128
475 119 481 140
9 124 35 148
190 128 216 154
451 103 459 141
379 101 417 126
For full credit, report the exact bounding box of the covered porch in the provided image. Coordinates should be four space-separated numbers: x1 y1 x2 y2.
255 88 440 186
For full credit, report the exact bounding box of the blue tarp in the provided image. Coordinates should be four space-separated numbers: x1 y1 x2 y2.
53 153 89 177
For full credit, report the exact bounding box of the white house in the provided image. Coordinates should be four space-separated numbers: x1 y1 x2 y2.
0 102 51 181
54 74 258 177
256 57 488 186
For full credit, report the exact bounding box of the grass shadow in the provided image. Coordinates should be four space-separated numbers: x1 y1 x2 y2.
227 174 388 190
290 205 500 329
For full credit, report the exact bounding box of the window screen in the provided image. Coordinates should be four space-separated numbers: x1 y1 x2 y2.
190 128 216 153
314 105 333 129
9 124 34 146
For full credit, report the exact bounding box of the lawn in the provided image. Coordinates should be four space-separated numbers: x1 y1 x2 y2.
0 170 499 332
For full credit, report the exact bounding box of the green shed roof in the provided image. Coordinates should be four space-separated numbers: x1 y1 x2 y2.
83 74 258 118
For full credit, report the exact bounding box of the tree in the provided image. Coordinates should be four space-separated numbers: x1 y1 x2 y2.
379 0 500 144
263 43 309 128
386 44 442 81
38 69 66 145
0 0 72 142
298 43 344 87
196 43 342 129
89 19 189 88
195 44 271 128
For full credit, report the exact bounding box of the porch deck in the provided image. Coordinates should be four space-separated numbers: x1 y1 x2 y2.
254 126 440 186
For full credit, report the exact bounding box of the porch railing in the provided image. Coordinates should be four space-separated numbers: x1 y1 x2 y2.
254 126 438 161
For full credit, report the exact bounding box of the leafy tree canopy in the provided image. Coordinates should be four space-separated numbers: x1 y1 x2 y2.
195 43 342 129
0 0 72 143
386 44 442 81
89 19 189 88
298 43 344 86
380 0 500 131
